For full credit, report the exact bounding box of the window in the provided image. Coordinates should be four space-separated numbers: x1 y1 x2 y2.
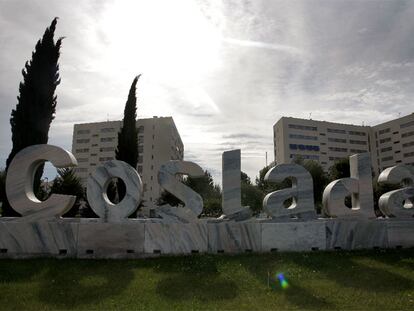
400 120 414 129
76 148 89 153
403 141 414 148
348 130 366 136
381 147 392 152
100 128 115 133
290 154 319 160
378 128 391 135
289 134 318 141
289 144 319 151
319 133 326 136
404 152 414 158
328 138 346 143
329 147 348 152
99 157 113 161
78 158 88 163
91 153 97 156
77 129 90 134
138 136 144 144
379 137 391 143
329 156 346 161
76 139 90 143
327 128 346 134
138 146 144 153
100 137 114 142
138 156 143 163
76 168 88 173
100 147 115 152
138 166 143 174
288 124 317 131
138 126 144 133
393 141 400 144
350 149 366 153
350 140 367 145
402 131 414 138
381 156 393 161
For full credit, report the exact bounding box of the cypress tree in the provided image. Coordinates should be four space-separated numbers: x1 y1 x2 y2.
115 75 141 168
114 75 140 204
3 18 62 216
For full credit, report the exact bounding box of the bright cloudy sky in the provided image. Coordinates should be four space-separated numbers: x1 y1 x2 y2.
0 0 413 183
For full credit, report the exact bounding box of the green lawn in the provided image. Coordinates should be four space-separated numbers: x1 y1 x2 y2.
0 249 413 310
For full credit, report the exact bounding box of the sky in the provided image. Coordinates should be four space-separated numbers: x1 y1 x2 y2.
0 0 413 184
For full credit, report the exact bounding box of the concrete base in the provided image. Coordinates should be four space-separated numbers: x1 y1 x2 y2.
261 221 326 252
0 218 412 258
325 219 389 250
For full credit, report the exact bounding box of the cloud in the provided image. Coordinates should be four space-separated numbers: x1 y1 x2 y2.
222 37 304 56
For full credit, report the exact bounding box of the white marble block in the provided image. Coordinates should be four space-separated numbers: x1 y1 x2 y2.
261 221 326 251
87 160 143 222
221 150 252 220
0 220 79 257
323 153 376 218
6 144 78 221
325 219 388 250
263 163 316 219
222 150 241 215
144 223 208 254
77 220 145 258
378 165 414 218
386 219 414 248
157 160 204 221
207 222 261 253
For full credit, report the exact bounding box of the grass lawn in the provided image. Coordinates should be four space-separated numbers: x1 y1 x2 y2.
0 249 413 310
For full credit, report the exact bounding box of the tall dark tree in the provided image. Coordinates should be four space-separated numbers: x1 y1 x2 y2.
3 18 63 216
114 75 140 205
115 75 141 168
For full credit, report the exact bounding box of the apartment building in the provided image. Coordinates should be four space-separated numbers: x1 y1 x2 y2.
274 113 414 175
371 113 414 174
72 116 184 203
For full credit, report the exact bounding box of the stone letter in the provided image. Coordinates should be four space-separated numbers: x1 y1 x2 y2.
322 153 375 218
378 165 414 218
157 161 204 219
6 144 77 221
222 149 252 220
87 160 143 222
263 163 315 219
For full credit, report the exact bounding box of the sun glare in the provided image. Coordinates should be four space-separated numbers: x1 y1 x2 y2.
98 0 222 85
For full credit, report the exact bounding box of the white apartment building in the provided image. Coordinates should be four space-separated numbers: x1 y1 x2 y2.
274 113 414 176
371 113 414 174
72 116 184 203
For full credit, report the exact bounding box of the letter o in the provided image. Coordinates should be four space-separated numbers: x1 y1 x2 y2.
87 160 143 222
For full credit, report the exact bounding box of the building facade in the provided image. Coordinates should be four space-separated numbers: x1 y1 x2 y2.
371 113 414 174
72 116 184 203
274 113 414 176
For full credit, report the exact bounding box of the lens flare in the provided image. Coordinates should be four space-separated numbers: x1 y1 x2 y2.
277 273 289 289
